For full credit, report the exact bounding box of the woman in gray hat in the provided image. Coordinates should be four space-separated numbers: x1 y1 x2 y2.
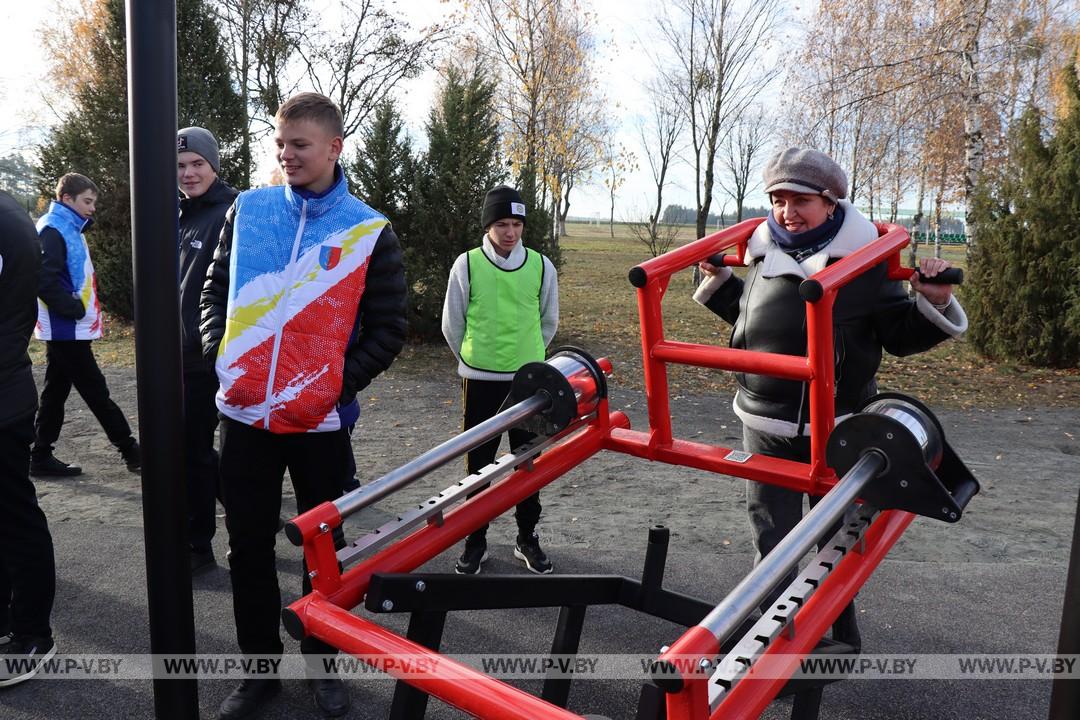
692 147 968 648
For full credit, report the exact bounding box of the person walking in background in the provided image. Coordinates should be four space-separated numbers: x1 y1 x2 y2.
0 189 59 686
442 185 560 575
177 127 238 575
200 92 406 719
29 173 140 477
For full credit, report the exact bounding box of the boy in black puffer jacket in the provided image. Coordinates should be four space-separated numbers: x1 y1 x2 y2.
177 126 238 575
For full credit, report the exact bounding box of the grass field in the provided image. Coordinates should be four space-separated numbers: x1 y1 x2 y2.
37 221 1079 410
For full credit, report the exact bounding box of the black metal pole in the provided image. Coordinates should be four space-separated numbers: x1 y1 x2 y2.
1049 487 1080 720
124 1 198 717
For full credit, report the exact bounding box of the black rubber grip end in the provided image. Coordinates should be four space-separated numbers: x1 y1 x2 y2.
629 266 648 288
281 607 307 640
649 660 685 693
284 521 304 547
799 279 824 302
916 267 964 285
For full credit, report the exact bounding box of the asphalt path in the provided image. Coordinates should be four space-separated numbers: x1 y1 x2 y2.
2 367 1076 720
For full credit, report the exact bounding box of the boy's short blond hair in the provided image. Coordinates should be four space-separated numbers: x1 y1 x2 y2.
55 173 99 201
275 92 345 139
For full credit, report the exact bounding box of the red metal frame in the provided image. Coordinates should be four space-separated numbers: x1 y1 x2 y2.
283 220 928 719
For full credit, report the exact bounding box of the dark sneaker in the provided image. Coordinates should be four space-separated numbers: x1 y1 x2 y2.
218 678 281 720
0 635 57 687
454 541 488 575
309 677 350 717
29 454 82 477
190 550 216 575
0 632 12 646
514 532 553 574
120 440 141 473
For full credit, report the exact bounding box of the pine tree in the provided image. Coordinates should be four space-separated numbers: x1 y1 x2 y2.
1052 62 1080 354
408 63 504 339
348 101 414 233
966 64 1080 367
36 0 246 319
177 0 248 184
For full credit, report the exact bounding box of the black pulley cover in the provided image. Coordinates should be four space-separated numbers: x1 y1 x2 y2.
826 393 980 522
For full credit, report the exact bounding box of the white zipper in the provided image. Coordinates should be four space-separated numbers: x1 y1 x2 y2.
263 199 308 426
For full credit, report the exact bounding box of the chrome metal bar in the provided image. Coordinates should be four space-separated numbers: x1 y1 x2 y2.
334 393 550 520
697 451 886 643
707 505 879 709
336 429 570 567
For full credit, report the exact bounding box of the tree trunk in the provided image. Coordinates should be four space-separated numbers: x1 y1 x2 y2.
908 161 928 267
934 168 946 259
960 1 990 250
559 175 573 237
609 187 615 238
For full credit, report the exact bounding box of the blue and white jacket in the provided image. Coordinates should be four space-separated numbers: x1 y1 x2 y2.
35 201 101 341
199 167 406 433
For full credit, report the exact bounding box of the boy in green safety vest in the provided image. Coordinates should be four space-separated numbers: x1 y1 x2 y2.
442 185 559 574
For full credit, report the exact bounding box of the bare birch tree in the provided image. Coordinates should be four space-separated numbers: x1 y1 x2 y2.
721 105 770 222
471 0 606 248
300 0 448 139
783 0 1075 244
214 0 308 184
630 77 684 256
656 0 782 240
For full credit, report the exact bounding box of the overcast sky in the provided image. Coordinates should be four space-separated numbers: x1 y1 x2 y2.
0 0 777 219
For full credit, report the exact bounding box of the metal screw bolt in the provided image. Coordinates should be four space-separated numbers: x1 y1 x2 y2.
381 599 394 611
699 658 713 670
308 571 318 579
415 581 427 592
660 645 670 654
886 432 894 440
942 507 950 515
949 512 958 520
899 480 909 488
318 522 330 533
839 438 847 447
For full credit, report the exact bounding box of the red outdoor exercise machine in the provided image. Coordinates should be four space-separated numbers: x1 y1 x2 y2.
282 219 980 720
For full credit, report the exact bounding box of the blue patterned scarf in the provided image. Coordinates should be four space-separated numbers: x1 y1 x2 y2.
766 204 845 262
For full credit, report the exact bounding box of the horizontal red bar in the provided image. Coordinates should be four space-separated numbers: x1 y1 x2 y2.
304 598 585 720
632 219 763 284
292 413 629 612
808 226 908 296
652 341 812 381
605 428 828 494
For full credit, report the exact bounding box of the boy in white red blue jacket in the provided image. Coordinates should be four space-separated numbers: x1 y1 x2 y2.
200 92 405 720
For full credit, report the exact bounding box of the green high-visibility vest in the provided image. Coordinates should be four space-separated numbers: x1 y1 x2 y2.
460 247 545 373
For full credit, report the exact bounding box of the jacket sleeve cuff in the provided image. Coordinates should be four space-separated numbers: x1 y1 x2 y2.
916 294 968 336
692 267 734 306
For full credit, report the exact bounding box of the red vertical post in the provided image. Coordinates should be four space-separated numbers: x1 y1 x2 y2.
805 291 837 490
666 678 710 720
637 280 673 449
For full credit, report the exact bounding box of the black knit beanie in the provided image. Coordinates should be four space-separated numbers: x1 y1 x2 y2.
481 185 527 229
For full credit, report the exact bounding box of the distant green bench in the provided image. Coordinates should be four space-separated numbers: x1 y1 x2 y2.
911 231 967 245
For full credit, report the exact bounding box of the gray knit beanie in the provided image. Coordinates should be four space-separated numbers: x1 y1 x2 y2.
763 147 848 201
177 127 220 173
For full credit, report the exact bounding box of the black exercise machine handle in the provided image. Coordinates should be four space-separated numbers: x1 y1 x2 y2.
915 267 963 285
